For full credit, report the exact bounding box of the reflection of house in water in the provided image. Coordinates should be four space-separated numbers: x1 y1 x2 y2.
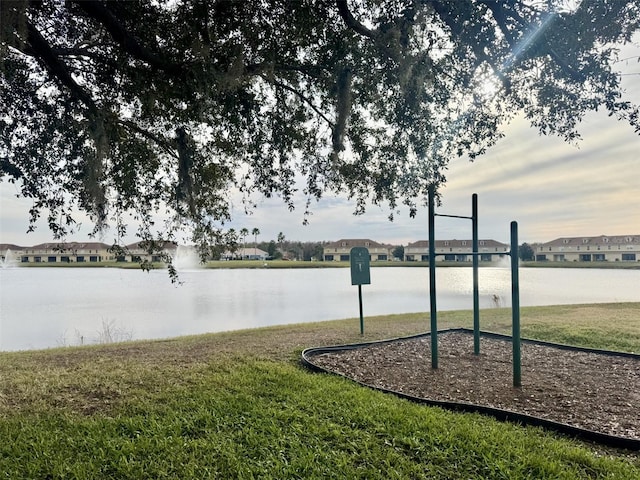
405 239 508 262
536 235 640 262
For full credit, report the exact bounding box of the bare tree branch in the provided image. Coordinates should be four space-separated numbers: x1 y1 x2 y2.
335 0 377 39
266 76 334 127
71 0 186 75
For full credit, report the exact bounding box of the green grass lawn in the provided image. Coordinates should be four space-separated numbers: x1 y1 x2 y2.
1 303 639 478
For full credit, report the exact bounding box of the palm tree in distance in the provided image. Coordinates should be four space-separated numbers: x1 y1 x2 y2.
240 228 249 260
277 232 285 259
251 228 260 259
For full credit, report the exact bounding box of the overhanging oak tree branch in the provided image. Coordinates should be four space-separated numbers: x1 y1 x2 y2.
1 0 638 267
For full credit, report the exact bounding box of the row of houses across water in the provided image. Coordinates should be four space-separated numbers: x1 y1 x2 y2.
322 238 510 262
0 242 272 264
323 234 640 263
2 234 639 265
0 241 178 264
534 235 640 263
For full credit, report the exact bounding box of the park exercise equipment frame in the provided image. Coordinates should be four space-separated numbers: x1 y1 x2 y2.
428 186 522 387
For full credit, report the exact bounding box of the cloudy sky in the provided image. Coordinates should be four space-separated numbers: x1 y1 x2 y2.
1 42 639 248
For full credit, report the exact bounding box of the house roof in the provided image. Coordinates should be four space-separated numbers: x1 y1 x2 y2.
125 241 178 252
541 235 640 247
0 243 25 251
29 241 112 251
323 239 390 249
406 239 508 248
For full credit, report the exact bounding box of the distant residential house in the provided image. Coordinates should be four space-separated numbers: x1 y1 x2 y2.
323 239 392 262
18 242 113 263
404 239 509 262
123 241 178 263
536 235 640 262
222 247 269 261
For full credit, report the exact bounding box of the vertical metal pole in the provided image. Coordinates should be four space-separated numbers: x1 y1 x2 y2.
510 221 521 387
472 193 480 355
428 185 438 369
358 284 364 335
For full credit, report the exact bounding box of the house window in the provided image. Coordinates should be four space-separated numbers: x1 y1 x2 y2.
462 241 467 246
479 241 485 246
583 239 589 243
603 238 609 243
341 242 346 247
622 253 636 261
563 239 569 244
444 241 449 246
365 242 370 247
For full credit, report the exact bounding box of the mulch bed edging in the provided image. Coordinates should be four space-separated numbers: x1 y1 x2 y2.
301 328 640 451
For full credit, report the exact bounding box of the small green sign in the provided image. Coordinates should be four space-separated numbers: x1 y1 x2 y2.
350 247 371 285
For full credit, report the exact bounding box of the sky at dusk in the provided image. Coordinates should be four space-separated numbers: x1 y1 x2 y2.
1 41 639 248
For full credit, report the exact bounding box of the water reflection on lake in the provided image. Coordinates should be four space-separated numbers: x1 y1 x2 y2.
1 266 638 351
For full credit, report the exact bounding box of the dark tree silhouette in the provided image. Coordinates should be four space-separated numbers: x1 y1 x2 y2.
2 0 638 260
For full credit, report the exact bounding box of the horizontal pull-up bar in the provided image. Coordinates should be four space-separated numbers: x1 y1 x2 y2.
434 213 473 220
428 186 521 387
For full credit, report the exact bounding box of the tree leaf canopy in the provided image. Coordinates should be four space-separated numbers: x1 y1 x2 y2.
1 0 639 258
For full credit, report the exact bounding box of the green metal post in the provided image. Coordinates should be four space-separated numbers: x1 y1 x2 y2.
472 193 480 355
510 221 521 387
358 284 364 335
428 185 438 369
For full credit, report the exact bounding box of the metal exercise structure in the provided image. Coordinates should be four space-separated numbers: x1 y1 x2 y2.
428 186 522 387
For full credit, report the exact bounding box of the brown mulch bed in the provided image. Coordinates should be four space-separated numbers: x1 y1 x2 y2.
307 331 640 441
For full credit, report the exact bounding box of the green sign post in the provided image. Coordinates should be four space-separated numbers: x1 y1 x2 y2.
350 247 370 334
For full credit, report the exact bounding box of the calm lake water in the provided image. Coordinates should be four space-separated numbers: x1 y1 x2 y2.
0 266 638 351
